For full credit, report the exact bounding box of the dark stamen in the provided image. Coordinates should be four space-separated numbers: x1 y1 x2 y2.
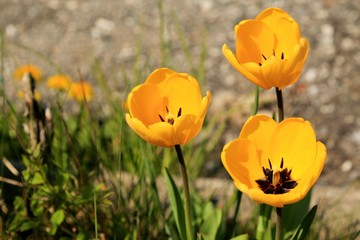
177 108 182 117
256 158 297 195
159 114 165 122
166 106 169 113
268 159 272 169
273 49 276 56
281 52 284 59
262 54 267 60
259 63 262 66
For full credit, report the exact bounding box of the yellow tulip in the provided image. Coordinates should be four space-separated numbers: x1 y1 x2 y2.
221 115 326 207
222 8 309 89
126 68 211 147
13 65 42 82
68 81 94 102
47 74 73 91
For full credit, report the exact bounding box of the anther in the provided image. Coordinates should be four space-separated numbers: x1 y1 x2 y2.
268 159 272 169
281 52 284 59
259 63 262 66
177 108 182 117
159 114 165 122
166 106 169 113
280 158 284 168
262 54 267 60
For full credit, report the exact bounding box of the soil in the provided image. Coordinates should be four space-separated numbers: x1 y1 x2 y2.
0 0 359 223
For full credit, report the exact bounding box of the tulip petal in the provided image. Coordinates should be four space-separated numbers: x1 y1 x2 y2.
148 122 177 147
221 139 263 190
199 91 212 119
222 44 271 89
235 20 275 64
273 17 301 58
128 84 164 126
160 74 202 116
282 38 309 84
239 115 277 154
145 68 177 84
174 115 202 145
256 8 295 33
259 58 286 88
264 118 317 179
126 114 170 147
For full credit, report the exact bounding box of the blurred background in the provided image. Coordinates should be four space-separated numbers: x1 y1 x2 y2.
1 0 359 232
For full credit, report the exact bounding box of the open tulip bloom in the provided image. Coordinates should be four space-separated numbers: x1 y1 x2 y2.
221 115 326 208
126 68 211 147
222 7 309 90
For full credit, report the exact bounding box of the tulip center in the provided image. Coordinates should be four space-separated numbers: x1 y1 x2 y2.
255 158 298 194
159 106 182 125
258 50 284 66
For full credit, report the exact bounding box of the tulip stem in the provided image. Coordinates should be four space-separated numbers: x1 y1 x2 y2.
252 85 260 115
276 207 283 240
175 144 193 240
275 87 284 122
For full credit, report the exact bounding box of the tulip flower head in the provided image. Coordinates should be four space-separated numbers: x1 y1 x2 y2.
221 115 326 207
222 8 309 89
126 68 211 147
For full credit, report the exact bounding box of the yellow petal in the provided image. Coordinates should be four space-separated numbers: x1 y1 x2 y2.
148 122 177 147
256 8 295 33
248 187 303 208
282 38 309 83
264 118 317 179
221 138 263 190
235 20 275 64
273 17 301 58
222 44 271 89
173 115 202 145
126 114 171 147
259 58 286 88
239 115 277 155
127 84 163 126
199 91 212 119
145 68 177 84
160 74 202 116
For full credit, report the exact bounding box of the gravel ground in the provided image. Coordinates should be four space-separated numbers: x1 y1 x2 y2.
1 0 359 217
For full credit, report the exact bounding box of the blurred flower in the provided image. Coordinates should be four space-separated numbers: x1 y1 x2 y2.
17 90 41 100
69 81 94 102
221 115 326 207
47 74 72 91
222 7 309 89
13 65 42 82
126 68 211 147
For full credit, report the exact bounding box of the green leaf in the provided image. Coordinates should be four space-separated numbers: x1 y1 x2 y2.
230 233 249 240
163 168 186 240
30 172 45 185
283 188 312 233
256 204 273 240
200 202 222 239
51 209 65 226
290 205 317 240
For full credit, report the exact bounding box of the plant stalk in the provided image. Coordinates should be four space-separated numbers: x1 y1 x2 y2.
175 144 193 240
275 87 284 122
276 207 283 240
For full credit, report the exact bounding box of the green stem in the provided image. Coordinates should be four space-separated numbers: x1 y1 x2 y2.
275 87 284 122
252 86 260 115
276 207 283 240
230 190 242 237
175 144 193 240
